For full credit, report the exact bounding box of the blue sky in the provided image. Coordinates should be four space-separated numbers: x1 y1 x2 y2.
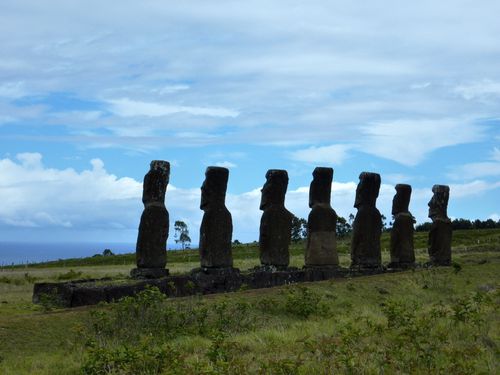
0 0 499 246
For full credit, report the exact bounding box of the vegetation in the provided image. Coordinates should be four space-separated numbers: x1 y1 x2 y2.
174 220 191 250
291 216 307 242
416 217 500 231
0 229 498 373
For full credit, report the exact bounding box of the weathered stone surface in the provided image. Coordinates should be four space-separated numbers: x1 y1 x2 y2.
130 267 169 279
303 266 346 281
132 160 170 278
259 170 294 267
350 172 382 269
389 184 416 268
199 167 233 268
245 268 304 289
305 167 338 267
427 185 452 266
190 267 241 293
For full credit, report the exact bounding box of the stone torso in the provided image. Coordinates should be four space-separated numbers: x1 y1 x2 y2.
428 218 452 266
390 212 415 266
351 206 382 268
305 204 338 266
259 206 293 267
199 207 233 268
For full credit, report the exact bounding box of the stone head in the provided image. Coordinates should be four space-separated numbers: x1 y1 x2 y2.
428 184 449 220
150 160 170 183
200 166 229 210
392 184 412 215
309 167 333 208
354 172 381 208
260 169 288 210
142 160 170 204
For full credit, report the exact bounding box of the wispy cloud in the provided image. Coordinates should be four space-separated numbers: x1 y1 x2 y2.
447 147 500 180
455 80 500 101
289 144 353 164
107 98 239 118
358 119 486 166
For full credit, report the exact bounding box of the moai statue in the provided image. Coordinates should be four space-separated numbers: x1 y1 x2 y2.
259 169 294 268
305 167 339 267
350 172 382 269
131 160 170 278
427 185 452 266
199 167 233 268
389 184 415 268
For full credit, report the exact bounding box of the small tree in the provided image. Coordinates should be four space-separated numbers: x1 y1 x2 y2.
336 216 352 238
174 220 191 250
102 248 114 256
291 216 308 242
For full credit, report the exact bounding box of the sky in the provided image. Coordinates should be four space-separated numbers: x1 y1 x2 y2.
0 0 499 248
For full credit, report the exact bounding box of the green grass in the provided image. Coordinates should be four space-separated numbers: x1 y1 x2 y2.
0 229 499 374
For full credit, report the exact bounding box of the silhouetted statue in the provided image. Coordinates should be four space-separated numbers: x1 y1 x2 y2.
389 184 415 268
259 170 293 268
131 160 170 278
199 167 233 268
305 167 339 267
350 172 382 269
427 185 452 266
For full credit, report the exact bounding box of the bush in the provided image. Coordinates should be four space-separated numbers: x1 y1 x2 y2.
284 285 327 318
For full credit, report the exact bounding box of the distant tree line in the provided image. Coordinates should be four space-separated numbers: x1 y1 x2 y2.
291 215 500 240
415 218 500 232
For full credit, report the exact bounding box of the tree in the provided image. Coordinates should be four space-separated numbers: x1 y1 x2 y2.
174 220 191 250
291 216 308 242
381 214 388 232
348 213 355 225
336 216 352 238
102 248 114 256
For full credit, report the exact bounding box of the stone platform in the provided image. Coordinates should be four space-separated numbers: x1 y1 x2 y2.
33 265 406 308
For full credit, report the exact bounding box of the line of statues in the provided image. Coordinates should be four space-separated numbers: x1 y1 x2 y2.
131 160 452 278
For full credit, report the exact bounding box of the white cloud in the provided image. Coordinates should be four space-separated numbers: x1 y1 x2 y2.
491 147 500 162
108 98 239 118
489 213 500 221
410 82 431 90
0 81 27 99
447 147 500 180
290 144 353 164
455 80 500 100
0 153 142 232
214 161 237 168
154 84 190 95
449 180 500 198
358 119 486 166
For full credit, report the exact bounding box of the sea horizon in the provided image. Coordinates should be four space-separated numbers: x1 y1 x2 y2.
0 241 190 266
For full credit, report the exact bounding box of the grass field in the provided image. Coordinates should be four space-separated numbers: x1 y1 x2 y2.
0 229 499 374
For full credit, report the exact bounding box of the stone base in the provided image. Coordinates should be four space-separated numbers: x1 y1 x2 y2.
246 266 303 289
424 260 451 267
251 264 298 273
387 262 417 270
33 259 453 308
349 263 385 275
130 267 169 279
303 265 346 281
190 267 242 294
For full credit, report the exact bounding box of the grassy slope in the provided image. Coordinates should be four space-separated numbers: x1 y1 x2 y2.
0 229 498 374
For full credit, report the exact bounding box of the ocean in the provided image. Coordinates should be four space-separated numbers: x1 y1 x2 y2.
0 242 136 265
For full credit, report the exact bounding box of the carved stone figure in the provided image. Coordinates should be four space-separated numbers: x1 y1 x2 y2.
427 185 452 266
259 169 293 268
389 184 415 268
350 172 382 269
305 167 339 267
131 160 170 278
199 167 233 268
